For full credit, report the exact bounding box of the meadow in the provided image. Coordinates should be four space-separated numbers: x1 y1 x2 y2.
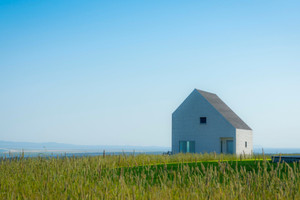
0 153 300 199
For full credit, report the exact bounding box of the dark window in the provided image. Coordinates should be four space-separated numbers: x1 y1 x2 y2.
200 117 207 124
245 141 247 148
220 141 223 153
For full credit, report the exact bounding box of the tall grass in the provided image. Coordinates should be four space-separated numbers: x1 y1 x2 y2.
0 153 299 199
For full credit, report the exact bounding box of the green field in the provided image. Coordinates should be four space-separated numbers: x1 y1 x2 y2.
1 154 299 199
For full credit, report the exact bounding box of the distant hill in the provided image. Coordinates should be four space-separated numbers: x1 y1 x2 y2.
0 149 8 153
0 140 170 152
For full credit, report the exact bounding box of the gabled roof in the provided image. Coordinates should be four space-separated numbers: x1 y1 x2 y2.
197 89 252 130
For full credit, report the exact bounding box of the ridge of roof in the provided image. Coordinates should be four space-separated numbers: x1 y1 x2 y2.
196 89 252 130
196 89 216 96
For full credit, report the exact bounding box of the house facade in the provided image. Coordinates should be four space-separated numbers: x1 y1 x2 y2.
172 89 252 155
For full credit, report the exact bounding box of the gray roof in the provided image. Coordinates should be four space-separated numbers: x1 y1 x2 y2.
197 89 252 130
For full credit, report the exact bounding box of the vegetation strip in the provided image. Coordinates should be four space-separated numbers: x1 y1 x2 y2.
116 158 272 169
2 154 299 199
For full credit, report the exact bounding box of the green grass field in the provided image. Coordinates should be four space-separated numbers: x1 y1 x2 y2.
1 153 299 199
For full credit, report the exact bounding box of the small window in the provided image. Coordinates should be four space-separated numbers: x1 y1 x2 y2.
200 117 207 124
245 141 247 148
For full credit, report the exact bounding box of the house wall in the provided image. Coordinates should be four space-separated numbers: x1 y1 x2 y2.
172 89 236 154
235 129 253 155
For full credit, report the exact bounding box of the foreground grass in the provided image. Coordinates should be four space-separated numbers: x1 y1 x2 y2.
0 153 299 199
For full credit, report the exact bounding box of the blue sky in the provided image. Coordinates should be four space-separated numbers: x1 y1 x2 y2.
0 0 300 148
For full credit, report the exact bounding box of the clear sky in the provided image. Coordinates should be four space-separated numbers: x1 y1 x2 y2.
1 0 300 148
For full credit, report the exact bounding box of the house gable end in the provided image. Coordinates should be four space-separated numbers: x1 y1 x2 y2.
172 89 235 130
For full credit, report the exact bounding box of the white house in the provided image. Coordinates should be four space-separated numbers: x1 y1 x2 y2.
172 89 252 155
